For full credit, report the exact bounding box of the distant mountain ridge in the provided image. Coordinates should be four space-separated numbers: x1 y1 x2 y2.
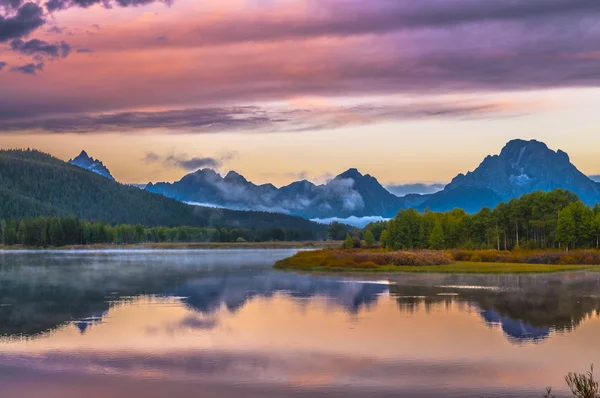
145 139 600 217
69 150 115 181
146 167 425 219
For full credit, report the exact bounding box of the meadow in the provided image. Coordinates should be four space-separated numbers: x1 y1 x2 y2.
274 248 600 274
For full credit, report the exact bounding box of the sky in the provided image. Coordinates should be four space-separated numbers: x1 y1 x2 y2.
2 0 600 186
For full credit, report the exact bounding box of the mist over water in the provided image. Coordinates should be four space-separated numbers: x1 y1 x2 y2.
0 250 599 397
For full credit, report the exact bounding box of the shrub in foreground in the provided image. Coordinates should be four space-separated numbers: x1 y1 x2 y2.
275 249 453 270
447 249 600 265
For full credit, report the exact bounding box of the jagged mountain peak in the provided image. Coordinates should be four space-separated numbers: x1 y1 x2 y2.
224 170 249 184
420 139 600 212
68 150 115 181
336 168 363 180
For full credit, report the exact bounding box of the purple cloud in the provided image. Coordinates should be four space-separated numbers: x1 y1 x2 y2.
10 61 43 74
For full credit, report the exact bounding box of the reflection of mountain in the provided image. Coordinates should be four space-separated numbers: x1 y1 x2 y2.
481 308 550 343
0 251 386 338
171 274 387 315
388 273 600 343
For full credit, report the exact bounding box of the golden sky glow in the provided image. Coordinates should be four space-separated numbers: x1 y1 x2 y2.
2 0 600 184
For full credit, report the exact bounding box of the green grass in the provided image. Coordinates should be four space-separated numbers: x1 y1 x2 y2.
275 262 597 274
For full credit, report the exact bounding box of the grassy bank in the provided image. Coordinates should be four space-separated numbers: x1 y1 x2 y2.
0 241 342 251
274 249 600 274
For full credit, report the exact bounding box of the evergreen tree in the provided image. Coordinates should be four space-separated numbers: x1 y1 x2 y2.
17 220 26 244
4 219 16 245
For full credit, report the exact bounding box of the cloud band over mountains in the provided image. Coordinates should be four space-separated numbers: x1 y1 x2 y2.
2 0 600 133
0 101 523 134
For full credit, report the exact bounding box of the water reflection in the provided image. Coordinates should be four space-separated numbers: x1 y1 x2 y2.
0 250 600 397
387 274 600 343
0 251 598 344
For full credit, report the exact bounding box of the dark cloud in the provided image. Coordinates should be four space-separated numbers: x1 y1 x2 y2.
9 61 43 74
46 25 64 33
46 0 172 12
0 0 23 10
0 2 45 43
166 156 221 171
141 0 600 49
0 61 6 70
144 151 231 171
0 101 521 134
11 38 71 58
76 47 92 53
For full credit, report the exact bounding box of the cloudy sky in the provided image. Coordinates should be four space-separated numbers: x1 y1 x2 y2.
2 0 600 185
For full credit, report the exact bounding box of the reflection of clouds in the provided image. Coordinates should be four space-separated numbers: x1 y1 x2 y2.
148 314 220 336
179 315 218 330
0 349 533 392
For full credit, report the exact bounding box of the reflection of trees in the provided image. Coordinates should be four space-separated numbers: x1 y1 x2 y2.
0 251 386 338
389 273 600 343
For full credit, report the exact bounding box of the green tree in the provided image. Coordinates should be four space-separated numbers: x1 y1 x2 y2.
364 229 375 247
17 220 26 245
4 219 16 245
344 233 353 249
47 218 65 247
594 214 600 249
429 220 445 250
380 230 388 249
557 207 576 250
326 222 347 240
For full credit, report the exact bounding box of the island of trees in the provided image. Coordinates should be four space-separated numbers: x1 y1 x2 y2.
278 190 600 273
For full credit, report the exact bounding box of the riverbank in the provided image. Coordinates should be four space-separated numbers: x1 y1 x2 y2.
0 241 342 251
274 249 600 274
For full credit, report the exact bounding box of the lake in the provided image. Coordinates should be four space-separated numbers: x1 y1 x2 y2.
0 249 599 397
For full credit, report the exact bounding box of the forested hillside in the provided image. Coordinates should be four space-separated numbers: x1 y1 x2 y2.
0 149 324 235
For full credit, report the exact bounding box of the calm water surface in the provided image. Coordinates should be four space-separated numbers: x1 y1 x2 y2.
0 249 599 397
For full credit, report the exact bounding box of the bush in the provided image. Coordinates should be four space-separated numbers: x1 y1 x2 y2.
447 249 600 265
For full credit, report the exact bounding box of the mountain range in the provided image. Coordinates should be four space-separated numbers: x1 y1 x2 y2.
145 168 427 219
67 139 600 221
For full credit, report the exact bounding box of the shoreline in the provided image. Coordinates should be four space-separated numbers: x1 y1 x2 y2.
275 261 599 274
0 241 342 251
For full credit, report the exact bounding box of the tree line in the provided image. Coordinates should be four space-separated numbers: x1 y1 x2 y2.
365 189 600 251
0 216 317 247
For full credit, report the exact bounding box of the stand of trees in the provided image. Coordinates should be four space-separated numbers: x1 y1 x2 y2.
0 216 318 247
370 189 600 251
